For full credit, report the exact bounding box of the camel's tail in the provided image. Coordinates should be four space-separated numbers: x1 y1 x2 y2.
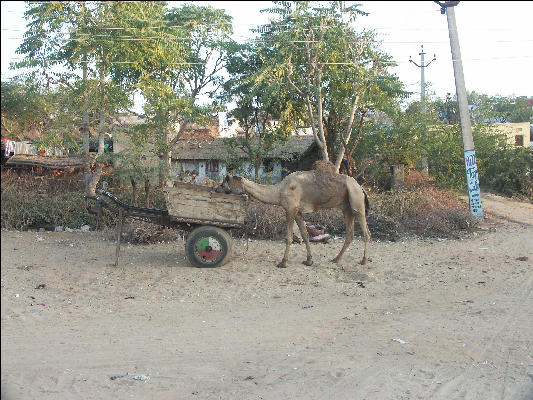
362 187 370 217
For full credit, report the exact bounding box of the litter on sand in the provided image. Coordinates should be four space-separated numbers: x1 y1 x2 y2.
392 338 408 344
110 373 128 381
132 375 150 381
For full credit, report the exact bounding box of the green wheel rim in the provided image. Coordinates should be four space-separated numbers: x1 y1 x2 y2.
194 235 223 265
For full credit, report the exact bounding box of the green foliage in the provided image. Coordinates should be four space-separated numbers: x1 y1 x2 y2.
109 136 162 187
254 1 408 165
424 123 464 188
478 143 533 199
221 39 301 180
2 75 82 152
358 106 427 166
434 92 533 124
1 75 58 141
469 92 533 124
13 1 162 194
424 121 532 198
134 4 232 128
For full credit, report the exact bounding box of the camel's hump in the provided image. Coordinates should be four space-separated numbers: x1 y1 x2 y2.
312 160 337 174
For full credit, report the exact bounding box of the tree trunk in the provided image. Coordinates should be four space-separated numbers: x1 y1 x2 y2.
80 3 91 194
315 68 330 162
144 178 150 208
391 164 404 191
86 54 106 197
417 157 429 174
82 58 91 193
130 177 137 205
334 93 360 173
158 129 170 187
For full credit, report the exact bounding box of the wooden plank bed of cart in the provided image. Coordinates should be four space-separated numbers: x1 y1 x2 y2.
86 182 247 268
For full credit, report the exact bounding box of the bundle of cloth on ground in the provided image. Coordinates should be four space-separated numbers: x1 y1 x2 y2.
293 223 331 243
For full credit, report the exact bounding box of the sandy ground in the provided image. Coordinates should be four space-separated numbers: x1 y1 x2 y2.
1 193 532 400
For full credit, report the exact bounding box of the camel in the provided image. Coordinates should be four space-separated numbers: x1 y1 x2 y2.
221 160 371 268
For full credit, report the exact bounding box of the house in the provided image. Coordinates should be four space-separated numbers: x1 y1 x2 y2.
112 115 222 154
178 117 220 139
489 122 530 148
111 112 320 183
170 136 317 183
111 115 146 154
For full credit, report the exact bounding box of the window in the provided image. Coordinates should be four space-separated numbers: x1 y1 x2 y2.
515 135 524 146
206 160 219 180
206 160 219 172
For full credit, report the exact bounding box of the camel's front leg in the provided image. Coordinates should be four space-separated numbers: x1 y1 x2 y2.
295 213 313 266
277 209 297 268
331 208 354 264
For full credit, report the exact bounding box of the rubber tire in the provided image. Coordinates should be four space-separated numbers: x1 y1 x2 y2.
185 226 233 268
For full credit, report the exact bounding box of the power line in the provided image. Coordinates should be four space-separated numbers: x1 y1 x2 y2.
3 33 532 45
4 26 531 33
5 55 533 66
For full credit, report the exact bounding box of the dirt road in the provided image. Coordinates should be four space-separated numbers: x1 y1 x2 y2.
1 194 532 400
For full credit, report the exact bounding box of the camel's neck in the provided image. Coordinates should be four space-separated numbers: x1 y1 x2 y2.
242 178 280 205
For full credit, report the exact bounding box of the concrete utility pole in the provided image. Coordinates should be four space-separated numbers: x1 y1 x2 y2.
409 45 435 174
409 45 436 113
435 0 483 219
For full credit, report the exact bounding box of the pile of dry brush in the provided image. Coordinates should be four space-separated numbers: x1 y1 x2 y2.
117 170 477 243
2 169 477 244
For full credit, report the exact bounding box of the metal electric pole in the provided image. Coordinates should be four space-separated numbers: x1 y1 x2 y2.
409 45 436 113
435 0 483 219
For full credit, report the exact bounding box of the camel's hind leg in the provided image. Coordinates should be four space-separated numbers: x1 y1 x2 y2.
356 211 370 265
278 209 297 268
331 208 354 264
295 212 313 266
346 182 371 265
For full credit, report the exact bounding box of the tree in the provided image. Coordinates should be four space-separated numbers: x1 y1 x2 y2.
435 92 533 125
119 4 233 185
1 76 52 141
469 92 533 124
81 1 165 195
219 41 303 180
255 1 406 172
14 1 163 195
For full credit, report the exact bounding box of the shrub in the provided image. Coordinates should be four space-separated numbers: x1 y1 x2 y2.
425 124 533 199
1 171 109 230
371 171 477 238
479 146 532 199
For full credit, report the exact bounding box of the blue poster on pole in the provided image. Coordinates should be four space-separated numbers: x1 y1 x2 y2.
464 149 483 218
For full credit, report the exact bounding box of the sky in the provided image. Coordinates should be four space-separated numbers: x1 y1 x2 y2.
2 0 533 107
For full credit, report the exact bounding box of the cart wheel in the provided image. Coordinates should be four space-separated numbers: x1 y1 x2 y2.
185 226 233 268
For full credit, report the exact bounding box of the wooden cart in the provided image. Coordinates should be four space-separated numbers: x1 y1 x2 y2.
87 182 246 268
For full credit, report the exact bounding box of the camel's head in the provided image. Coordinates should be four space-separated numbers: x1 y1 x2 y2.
220 174 245 195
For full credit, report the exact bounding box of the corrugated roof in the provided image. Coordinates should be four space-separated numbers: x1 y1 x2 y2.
170 136 315 161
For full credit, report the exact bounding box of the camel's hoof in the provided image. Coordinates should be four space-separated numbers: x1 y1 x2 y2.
303 260 313 266
331 258 340 264
360 257 367 265
276 262 288 269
